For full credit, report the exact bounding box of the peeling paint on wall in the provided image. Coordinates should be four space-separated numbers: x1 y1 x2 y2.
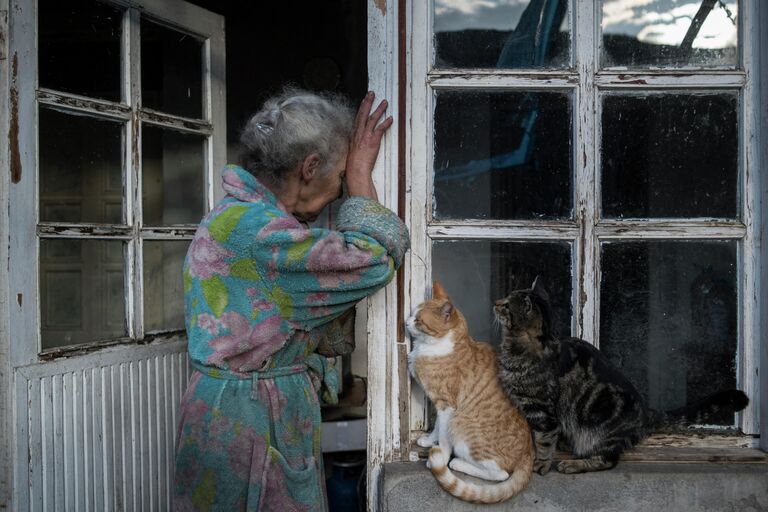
9 53 20 184
0 10 7 61
374 0 386 16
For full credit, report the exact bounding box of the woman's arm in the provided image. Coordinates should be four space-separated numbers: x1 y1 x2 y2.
251 196 409 332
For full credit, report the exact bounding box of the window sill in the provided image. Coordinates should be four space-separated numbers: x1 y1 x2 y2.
382 448 768 512
407 433 765 464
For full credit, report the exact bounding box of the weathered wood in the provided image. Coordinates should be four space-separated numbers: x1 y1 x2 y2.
429 74 578 89
758 0 768 453
37 89 132 121
596 72 745 89
410 440 767 464
367 0 402 508
139 108 212 135
741 0 762 436
428 222 579 240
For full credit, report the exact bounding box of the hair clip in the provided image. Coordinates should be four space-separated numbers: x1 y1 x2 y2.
255 122 274 135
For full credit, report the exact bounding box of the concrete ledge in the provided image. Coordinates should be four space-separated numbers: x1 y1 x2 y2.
380 461 768 512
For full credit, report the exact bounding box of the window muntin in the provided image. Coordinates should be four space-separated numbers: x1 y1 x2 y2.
433 0 571 69
35 0 216 354
433 90 573 220
601 0 739 69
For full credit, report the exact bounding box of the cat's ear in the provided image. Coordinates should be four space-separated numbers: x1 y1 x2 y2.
433 281 449 300
441 301 454 321
531 275 549 302
523 296 534 315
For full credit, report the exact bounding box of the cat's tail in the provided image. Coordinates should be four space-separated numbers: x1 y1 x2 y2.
427 447 533 504
649 390 749 430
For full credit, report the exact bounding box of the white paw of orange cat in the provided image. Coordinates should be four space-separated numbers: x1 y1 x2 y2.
417 433 437 447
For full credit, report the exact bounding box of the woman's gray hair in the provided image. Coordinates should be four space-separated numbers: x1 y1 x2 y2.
239 87 354 187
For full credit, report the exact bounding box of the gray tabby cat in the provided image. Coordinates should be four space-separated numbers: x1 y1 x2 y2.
495 277 749 475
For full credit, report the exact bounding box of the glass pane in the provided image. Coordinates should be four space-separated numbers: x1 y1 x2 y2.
432 241 572 346
39 108 124 224
434 0 570 68
601 0 738 68
600 241 737 425
601 93 738 218
142 126 205 225
40 239 126 349
38 0 122 101
434 90 572 220
141 17 204 119
144 241 189 333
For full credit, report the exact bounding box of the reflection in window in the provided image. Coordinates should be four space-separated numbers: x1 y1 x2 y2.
141 17 204 119
40 240 126 349
142 126 206 226
144 241 189 333
434 90 572 220
432 240 572 346
601 93 738 218
434 0 570 68
601 0 738 68
38 0 123 101
600 240 737 425
39 107 124 224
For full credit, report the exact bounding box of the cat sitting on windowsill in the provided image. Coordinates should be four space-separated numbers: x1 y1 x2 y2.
495 276 749 475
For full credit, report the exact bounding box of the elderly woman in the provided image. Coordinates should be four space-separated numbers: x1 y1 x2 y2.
174 89 409 511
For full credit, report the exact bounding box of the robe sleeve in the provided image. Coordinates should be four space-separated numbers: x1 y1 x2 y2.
252 196 410 332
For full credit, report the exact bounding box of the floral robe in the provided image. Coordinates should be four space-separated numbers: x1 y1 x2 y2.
174 165 410 511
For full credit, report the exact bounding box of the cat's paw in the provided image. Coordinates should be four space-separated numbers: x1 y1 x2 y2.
417 434 437 448
533 458 553 475
555 460 584 474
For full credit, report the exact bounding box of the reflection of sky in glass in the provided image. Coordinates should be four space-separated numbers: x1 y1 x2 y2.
434 0 535 32
602 0 737 49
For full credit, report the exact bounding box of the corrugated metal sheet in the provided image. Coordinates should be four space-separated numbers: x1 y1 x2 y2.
20 351 190 512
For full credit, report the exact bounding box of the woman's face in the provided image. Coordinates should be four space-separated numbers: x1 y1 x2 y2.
293 149 347 223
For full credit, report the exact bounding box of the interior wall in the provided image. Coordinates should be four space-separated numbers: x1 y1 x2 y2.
186 0 368 163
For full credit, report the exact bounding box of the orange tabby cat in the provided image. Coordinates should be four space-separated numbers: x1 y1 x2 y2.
406 282 534 504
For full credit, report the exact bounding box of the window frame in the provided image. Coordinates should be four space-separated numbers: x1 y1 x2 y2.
8 0 226 366
403 0 763 448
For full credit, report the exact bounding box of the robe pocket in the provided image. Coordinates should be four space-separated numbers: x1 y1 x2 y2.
260 446 321 510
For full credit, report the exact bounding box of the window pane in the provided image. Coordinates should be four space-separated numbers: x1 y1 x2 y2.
434 0 570 69
38 0 122 101
601 93 738 218
432 241 572 346
39 108 124 224
141 17 204 119
40 239 126 350
600 241 737 425
142 126 205 225
434 90 572 220
143 241 189 333
601 0 738 68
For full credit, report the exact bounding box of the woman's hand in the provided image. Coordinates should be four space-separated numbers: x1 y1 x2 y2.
345 91 393 201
